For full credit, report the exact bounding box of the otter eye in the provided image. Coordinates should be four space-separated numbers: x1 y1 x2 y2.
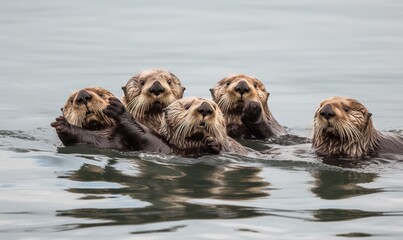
344 107 350 112
254 83 258 88
69 97 73 103
167 80 172 85
226 81 231 86
97 92 103 97
184 104 190 110
140 80 145 86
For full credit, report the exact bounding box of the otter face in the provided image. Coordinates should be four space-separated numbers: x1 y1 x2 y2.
210 74 269 114
122 69 185 120
62 87 116 130
161 97 227 145
314 96 373 144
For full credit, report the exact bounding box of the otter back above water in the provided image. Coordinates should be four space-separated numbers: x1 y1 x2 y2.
1 0 403 239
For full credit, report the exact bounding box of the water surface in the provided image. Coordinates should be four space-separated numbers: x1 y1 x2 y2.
1 0 403 239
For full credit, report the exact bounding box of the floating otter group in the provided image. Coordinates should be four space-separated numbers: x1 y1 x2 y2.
51 69 403 159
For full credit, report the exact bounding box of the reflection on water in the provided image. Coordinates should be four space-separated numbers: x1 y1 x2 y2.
57 159 269 228
310 209 384 222
310 169 380 200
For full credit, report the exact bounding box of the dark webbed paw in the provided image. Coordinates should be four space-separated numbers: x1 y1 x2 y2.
51 116 79 144
103 97 126 120
227 124 240 138
51 116 73 134
241 100 262 123
203 135 221 154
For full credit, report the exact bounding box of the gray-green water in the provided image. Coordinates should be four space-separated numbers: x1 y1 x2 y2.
1 0 403 239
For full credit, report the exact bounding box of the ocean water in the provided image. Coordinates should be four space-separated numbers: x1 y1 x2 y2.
1 0 403 239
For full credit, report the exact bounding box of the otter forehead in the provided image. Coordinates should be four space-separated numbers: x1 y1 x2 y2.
65 87 114 106
319 96 368 113
172 97 217 107
218 74 265 87
82 87 113 97
319 96 350 107
137 69 180 82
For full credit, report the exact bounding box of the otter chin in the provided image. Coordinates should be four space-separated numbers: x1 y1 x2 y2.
121 69 185 132
313 96 403 159
210 74 286 140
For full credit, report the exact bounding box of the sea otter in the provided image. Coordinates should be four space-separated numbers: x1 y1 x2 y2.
313 96 403 158
121 69 185 132
51 87 169 151
157 97 248 156
210 74 286 140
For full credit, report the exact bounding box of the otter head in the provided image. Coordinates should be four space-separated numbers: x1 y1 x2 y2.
210 74 270 115
313 96 377 158
122 69 185 120
159 97 227 149
62 87 116 131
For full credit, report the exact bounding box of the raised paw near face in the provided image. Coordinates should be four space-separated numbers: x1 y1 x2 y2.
51 116 72 134
203 135 222 154
103 97 126 120
241 100 262 123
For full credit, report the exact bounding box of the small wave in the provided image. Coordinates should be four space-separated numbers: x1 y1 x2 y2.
0 130 37 141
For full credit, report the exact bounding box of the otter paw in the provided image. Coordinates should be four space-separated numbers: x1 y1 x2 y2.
103 97 126 120
203 136 221 154
242 101 262 123
227 124 241 138
51 116 72 134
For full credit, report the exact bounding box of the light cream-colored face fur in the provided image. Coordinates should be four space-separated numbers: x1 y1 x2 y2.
211 74 270 115
313 96 376 158
62 87 115 130
160 97 227 148
122 69 185 120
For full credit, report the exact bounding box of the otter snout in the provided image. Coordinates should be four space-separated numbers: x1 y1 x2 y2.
198 101 214 117
235 80 250 95
76 90 92 105
149 81 165 96
320 104 335 120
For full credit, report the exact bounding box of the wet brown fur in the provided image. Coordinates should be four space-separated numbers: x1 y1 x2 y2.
313 96 403 158
210 74 286 139
122 69 185 132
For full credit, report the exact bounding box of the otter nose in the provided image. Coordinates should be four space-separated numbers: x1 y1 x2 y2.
198 101 214 117
235 80 250 95
149 81 165 96
320 104 335 120
76 90 92 105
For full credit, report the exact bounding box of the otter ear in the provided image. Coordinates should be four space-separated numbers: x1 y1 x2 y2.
364 112 373 127
122 86 128 99
169 72 179 81
264 92 270 103
209 88 215 98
